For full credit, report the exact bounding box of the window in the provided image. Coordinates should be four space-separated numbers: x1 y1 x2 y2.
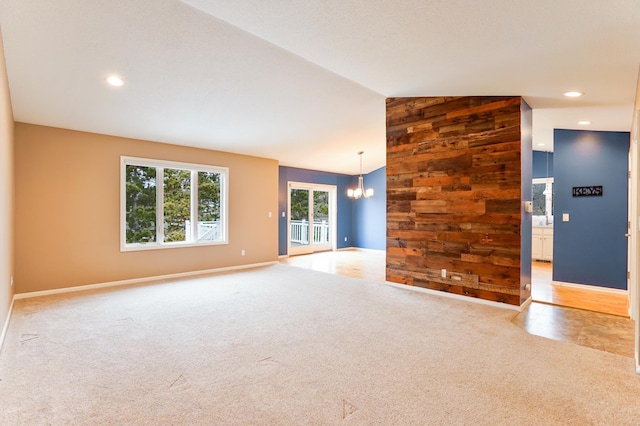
532 177 553 225
121 156 228 251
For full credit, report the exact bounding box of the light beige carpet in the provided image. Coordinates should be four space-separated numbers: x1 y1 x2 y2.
1 264 639 425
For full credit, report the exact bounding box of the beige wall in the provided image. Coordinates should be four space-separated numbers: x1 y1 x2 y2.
14 123 278 293
0 30 14 334
632 69 639 369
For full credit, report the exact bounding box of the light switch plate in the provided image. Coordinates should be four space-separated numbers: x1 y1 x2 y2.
562 213 570 222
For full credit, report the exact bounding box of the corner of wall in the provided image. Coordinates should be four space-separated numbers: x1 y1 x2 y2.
520 98 533 304
0 26 15 351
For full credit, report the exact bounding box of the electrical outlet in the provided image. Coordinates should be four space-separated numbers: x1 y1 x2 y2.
241 249 245 256
344 237 347 242
10 275 13 287
441 269 446 278
268 211 272 218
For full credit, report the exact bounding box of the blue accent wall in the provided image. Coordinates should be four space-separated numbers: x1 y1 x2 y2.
278 166 353 256
352 166 387 250
553 129 629 289
278 165 387 255
533 151 553 179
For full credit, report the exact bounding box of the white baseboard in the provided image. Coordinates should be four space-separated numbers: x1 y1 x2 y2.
519 296 533 311
552 280 628 295
337 247 385 253
13 261 278 300
284 247 384 255
386 281 523 311
0 296 15 354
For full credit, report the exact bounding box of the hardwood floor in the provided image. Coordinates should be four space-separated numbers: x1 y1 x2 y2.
531 261 629 317
279 249 386 282
280 250 635 358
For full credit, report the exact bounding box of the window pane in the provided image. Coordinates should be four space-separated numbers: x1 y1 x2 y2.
313 190 330 244
532 183 546 215
163 168 191 243
125 165 157 244
197 171 222 241
290 189 310 246
122 157 228 250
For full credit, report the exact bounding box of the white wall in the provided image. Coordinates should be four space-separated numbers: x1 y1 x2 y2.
632 68 640 373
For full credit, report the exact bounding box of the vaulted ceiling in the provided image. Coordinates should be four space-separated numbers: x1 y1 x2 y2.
1 0 638 174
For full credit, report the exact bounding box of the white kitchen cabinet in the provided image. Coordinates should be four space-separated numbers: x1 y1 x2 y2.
532 227 553 261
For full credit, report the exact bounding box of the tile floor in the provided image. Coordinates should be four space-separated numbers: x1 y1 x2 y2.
516 261 634 358
512 302 635 358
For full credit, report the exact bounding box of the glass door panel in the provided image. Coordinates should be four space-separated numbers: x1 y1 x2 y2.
312 190 331 251
288 183 336 256
289 188 311 254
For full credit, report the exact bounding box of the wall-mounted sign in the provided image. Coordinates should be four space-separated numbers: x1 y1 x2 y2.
572 186 603 197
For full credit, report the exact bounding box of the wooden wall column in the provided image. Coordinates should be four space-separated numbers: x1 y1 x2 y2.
386 96 532 306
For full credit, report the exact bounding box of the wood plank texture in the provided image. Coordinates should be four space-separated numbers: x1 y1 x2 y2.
386 96 526 306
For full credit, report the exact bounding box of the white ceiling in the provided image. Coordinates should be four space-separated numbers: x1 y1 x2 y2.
0 0 638 174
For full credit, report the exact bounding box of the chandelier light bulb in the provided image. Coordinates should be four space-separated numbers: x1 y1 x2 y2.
347 151 374 199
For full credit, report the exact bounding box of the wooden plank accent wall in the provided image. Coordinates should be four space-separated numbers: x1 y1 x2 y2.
386 96 530 306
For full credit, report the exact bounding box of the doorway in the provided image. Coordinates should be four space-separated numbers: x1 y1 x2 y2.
529 131 630 317
288 182 336 256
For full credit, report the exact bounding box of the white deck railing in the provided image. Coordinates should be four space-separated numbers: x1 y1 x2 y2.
185 220 222 241
290 219 329 244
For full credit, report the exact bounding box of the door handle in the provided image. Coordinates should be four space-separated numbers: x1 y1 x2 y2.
625 234 631 237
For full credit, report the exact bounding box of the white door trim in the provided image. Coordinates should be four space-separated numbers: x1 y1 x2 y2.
287 181 337 256
629 63 639 373
631 106 640 373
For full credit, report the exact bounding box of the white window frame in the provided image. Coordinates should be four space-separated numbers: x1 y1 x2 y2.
120 156 229 252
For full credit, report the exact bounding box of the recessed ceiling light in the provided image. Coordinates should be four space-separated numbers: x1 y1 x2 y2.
578 120 591 125
563 91 583 97
538 143 546 147
106 75 124 87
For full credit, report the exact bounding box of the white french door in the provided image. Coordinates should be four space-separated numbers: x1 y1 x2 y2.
288 182 336 256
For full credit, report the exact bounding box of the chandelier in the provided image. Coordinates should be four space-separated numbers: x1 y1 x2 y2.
347 151 374 199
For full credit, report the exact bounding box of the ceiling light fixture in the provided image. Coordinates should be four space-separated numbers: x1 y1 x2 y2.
106 75 124 87
347 151 373 199
563 91 583 98
578 120 591 125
